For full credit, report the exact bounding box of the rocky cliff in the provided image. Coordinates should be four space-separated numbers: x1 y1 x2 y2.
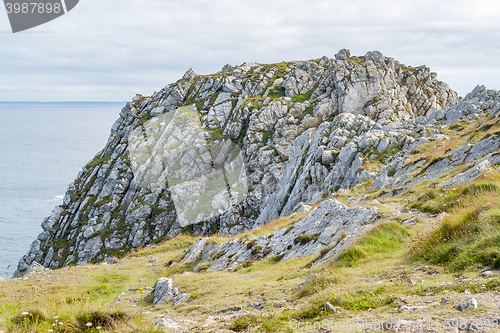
15 49 472 276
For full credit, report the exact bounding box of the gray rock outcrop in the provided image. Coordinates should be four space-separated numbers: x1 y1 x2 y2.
180 199 379 271
153 277 190 306
455 298 478 311
20 50 500 277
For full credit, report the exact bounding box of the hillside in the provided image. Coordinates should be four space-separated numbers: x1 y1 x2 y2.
15 49 463 275
4 49 500 332
2 172 500 332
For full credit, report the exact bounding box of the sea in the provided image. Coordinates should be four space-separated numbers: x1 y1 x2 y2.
0 102 124 278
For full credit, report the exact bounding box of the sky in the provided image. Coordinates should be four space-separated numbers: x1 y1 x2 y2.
1 0 500 101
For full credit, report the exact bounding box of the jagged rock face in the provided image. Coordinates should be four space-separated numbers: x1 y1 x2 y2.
178 199 379 272
370 85 500 193
15 50 460 276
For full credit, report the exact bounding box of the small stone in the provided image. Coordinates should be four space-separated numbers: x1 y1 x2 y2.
392 297 406 303
221 306 242 313
248 302 265 309
398 305 426 312
481 271 493 277
438 297 449 304
154 318 180 328
324 302 335 310
455 298 478 311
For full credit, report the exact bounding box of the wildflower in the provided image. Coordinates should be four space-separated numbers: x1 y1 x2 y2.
21 312 29 316
86 323 93 327
96 326 102 330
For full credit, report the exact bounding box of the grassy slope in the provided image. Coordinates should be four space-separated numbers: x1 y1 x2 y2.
3 118 500 332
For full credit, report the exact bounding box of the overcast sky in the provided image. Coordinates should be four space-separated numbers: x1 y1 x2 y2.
1 0 499 101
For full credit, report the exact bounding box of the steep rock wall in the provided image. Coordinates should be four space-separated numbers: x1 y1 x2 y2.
15 49 459 276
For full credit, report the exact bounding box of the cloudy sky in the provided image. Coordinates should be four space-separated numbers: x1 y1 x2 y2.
1 0 499 101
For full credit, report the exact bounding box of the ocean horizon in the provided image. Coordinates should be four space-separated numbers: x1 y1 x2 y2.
0 102 122 278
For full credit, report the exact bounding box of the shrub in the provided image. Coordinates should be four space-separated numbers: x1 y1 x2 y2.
10 310 46 326
75 311 129 331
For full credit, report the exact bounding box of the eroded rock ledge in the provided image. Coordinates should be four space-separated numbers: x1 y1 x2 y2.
178 199 379 272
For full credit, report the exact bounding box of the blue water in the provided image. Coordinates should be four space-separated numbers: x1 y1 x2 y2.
0 103 122 278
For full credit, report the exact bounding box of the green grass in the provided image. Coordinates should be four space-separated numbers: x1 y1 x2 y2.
262 131 273 142
410 180 498 214
268 86 286 99
334 222 410 268
247 96 265 110
86 152 112 169
411 173 500 271
291 87 316 103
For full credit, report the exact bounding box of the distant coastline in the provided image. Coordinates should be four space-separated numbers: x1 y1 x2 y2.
0 101 126 106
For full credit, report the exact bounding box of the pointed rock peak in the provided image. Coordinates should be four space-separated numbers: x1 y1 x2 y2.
182 68 197 81
221 64 235 73
335 48 351 61
365 50 386 67
132 94 142 102
466 84 487 99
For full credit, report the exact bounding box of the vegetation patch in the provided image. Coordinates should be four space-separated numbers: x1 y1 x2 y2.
291 87 316 103
334 222 410 267
411 174 500 271
75 311 129 331
268 86 286 100
294 233 320 245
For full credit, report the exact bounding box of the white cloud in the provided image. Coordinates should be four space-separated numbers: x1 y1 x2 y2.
1 0 500 100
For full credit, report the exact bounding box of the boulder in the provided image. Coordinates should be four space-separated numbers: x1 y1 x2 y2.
153 278 179 305
455 298 478 311
335 49 351 60
179 238 208 266
154 318 180 328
